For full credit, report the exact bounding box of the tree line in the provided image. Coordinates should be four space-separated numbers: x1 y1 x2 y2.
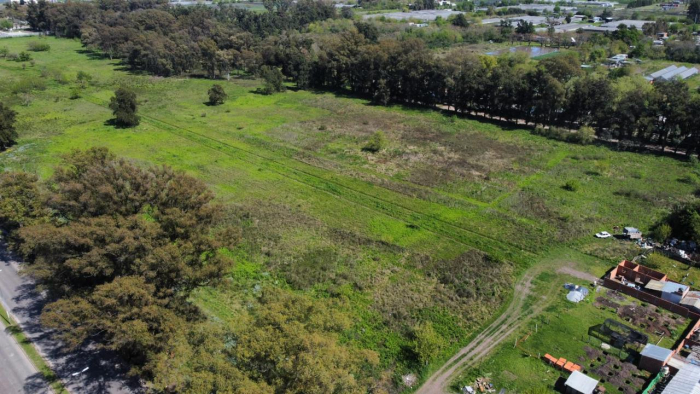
21 0 700 155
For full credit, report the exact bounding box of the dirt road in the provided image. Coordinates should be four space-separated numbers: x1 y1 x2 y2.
415 271 541 394
415 263 600 394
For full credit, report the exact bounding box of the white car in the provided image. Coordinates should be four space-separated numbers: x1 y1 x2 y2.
595 231 612 238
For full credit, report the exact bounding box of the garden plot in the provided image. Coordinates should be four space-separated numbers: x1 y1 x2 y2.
456 279 692 393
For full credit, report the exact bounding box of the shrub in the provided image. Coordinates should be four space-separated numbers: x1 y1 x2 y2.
0 47 8 58
11 76 46 94
563 179 580 192
362 131 387 153
17 52 32 62
653 223 672 242
27 42 50 52
69 87 82 100
76 71 93 86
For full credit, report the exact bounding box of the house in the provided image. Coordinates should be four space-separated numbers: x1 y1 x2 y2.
564 371 599 394
623 227 642 239
572 15 586 22
639 344 673 373
658 32 669 40
661 281 689 304
661 363 700 394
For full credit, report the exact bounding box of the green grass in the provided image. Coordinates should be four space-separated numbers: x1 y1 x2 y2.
0 36 698 390
0 303 68 394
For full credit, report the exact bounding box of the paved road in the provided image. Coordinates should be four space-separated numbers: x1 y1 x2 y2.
0 245 144 394
0 314 50 394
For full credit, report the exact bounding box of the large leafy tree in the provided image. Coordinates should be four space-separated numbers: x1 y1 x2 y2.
208 84 227 105
17 148 232 373
0 102 18 150
109 87 140 127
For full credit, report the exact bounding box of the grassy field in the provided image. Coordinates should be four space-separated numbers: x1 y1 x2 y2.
0 36 698 390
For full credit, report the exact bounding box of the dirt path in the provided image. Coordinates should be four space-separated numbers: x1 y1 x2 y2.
415 270 540 394
556 266 599 282
415 263 601 394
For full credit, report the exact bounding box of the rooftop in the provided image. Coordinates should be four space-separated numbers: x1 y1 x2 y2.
565 371 599 394
661 363 700 394
663 282 689 294
640 344 673 362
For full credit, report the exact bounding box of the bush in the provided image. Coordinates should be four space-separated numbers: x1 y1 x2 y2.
69 87 82 100
76 71 92 86
17 52 32 62
362 131 387 153
563 179 580 192
11 76 46 94
27 42 50 52
532 125 595 145
0 47 8 58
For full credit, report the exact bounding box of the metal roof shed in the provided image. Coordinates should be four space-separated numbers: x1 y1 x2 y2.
662 282 689 294
661 66 689 81
646 279 667 292
641 344 673 362
661 363 700 394
679 68 698 80
564 371 598 394
650 65 677 79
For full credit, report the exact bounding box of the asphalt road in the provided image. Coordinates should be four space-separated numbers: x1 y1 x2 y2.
0 245 144 394
0 316 50 394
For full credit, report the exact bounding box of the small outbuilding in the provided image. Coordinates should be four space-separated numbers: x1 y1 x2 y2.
564 371 599 394
680 291 700 314
661 282 689 304
624 227 642 239
639 344 673 373
660 362 700 394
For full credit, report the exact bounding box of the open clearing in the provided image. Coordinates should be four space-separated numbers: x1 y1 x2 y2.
0 37 698 391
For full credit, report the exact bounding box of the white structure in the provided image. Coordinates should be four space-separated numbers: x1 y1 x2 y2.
564 371 598 394
661 363 700 394
660 66 689 81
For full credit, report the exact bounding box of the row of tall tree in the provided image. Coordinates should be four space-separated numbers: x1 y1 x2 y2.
23 0 700 154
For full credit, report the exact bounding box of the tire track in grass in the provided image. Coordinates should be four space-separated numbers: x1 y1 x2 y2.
489 149 569 208
83 95 536 263
416 265 560 394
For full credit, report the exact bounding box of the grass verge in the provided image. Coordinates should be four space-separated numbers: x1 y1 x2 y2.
0 303 69 394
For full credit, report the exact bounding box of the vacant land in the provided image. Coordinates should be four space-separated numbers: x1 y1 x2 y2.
0 37 698 390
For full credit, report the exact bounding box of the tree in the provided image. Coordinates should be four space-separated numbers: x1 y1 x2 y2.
259 66 285 95
412 322 444 366
654 223 672 242
207 84 227 106
18 148 234 373
0 102 18 150
109 87 139 127
452 13 469 28
689 0 700 23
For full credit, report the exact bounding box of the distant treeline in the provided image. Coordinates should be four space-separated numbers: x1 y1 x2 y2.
627 0 656 8
25 0 700 155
